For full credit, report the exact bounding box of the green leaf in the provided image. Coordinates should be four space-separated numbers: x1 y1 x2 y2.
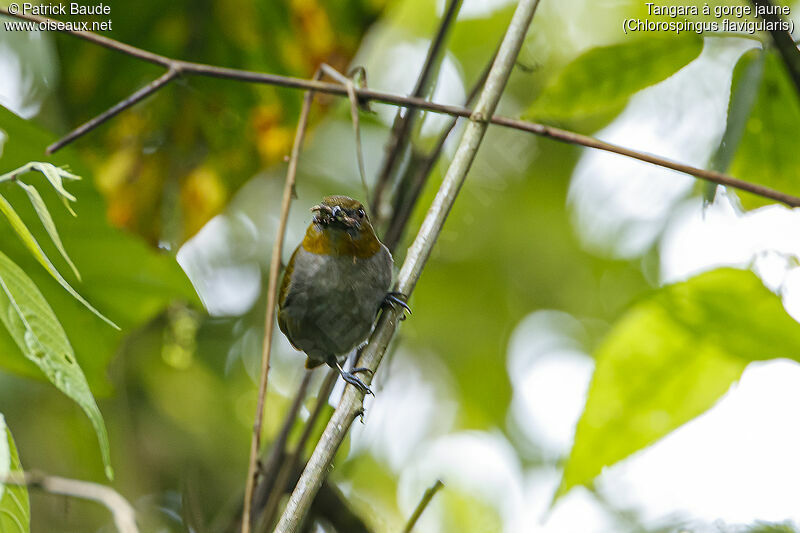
705 48 765 203
0 106 199 394
728 51 800 209
0 251 113 479
31 162 80 214
0 193 117 330
0 415 30 533
527 36 703 120
558 268 800 499
0 162 80 216
16 181 81 280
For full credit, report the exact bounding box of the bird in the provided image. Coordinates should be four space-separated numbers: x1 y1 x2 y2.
277 195 410 394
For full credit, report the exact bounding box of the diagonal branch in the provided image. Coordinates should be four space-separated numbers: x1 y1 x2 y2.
383 45 495 253
2 470 138 533
46 66 180 154
272 0 542 531
240 68 323 533
370 0 463 218
3 9 795 208
255 368 338 531
402 479 444 533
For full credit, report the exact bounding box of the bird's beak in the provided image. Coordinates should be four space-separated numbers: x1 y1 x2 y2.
310 204 331 215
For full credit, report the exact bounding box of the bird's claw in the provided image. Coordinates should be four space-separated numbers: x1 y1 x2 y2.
383 292 411 320
351 367 373 376
339 369 374 396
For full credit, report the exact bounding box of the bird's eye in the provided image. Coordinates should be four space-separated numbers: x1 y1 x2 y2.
357 208 365 218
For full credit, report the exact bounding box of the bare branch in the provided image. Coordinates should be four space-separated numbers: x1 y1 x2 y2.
255 368 338 531
240 68 323 533
320 64 370 203
2 7 799 206
371 0 463 217
383 46 495 252
46 67 180 154
1 470 138 533
402 480 444 533
272 1 542 531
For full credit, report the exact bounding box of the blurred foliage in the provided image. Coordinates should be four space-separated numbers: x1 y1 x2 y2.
46 0 386 245
0 106 198 392
728 51 800 209
0 416 30 533
527 35 703 124
560 268 800 498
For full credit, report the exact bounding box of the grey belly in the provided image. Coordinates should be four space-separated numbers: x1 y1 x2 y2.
281 247 391 362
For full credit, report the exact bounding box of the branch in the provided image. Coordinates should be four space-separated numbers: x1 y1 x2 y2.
240 69 322 533
402 480 444 533
370 0 463 218
319 64 370 203
255 368 338 531
750 0 800 96
1 470 138 533
272 0 542 531
1 9 798 207
46 67 180 154
245 369 314 527
383 45 495 252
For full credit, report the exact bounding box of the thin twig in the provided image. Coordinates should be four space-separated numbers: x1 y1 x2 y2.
241 69 323 533
750 0 800 96
370 0 463 218
2 8 799 207
383 46 495 252
402 480 444 533
245 369 313 529
273 1 541 531
320 64 370 203
256 367 338 532
1 470 138 533
46 67 180 154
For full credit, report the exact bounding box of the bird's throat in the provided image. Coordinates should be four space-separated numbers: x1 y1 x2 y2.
301 223 381 259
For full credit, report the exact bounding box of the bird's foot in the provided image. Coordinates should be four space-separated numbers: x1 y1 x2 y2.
382 292 411 320
351 367 373 376
335 362 373 395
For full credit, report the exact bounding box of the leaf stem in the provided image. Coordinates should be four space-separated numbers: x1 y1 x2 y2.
402 479 444 533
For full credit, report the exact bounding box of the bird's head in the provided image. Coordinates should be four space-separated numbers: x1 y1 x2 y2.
303 196 382 258
311 195 372 234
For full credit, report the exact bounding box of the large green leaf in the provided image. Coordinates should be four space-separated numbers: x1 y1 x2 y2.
526 36 703 121
558 268 800 499
0 250 112 479
729 52 800 209
0 415 30 533
0 106 200 393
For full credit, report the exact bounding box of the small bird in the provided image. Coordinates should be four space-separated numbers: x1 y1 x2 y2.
278 195 409 394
